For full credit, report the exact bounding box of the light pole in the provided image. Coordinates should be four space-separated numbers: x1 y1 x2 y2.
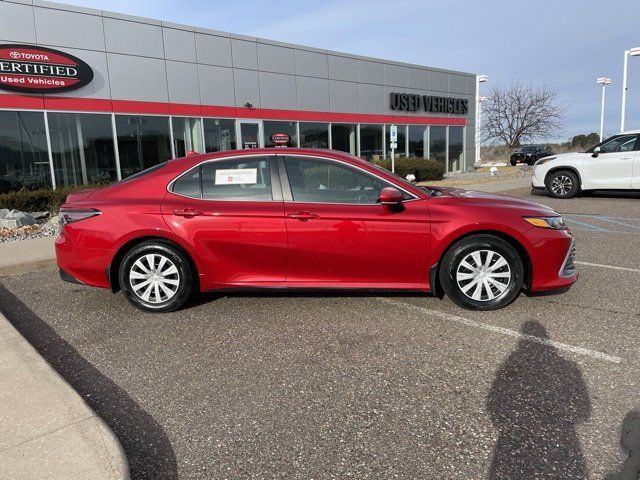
621 47 640 132
477 95 487 165
475 74 488 166
596 77 612 141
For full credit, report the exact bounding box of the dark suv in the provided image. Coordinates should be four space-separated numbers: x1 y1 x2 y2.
510 145 554 166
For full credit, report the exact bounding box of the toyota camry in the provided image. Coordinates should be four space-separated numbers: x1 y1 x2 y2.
56 149 577 312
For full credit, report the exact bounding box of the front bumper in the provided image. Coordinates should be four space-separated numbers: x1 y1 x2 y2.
531 168 546 188
528 230 578 292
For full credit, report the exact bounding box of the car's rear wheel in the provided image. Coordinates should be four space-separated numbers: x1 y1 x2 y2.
546 170 579 199
439 235 524 310
119 240 195 312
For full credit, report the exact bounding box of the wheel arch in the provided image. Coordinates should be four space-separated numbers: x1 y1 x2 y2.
544 166 582 190
429 229 533 297
108 235 200 293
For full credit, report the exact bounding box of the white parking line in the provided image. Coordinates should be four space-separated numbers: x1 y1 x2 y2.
377 298 623 364
575 261 640 273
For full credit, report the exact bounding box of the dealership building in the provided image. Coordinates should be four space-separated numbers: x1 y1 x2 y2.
0 0 477 193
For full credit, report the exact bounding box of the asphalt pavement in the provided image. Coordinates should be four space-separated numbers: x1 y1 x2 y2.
1 187 640 479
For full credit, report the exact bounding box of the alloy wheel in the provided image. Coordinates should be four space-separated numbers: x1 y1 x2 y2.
456 249 511 302
551 175 573 196
129 253 181 304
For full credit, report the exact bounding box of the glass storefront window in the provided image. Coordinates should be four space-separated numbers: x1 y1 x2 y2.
203 118 236 152
448 126 464 172
0 111 50 193
299 122 328 149
430 126 447 167
359 124 383 161
331 124 357 155
115 115 171 178
263 121 297 148
386 125 406 158
409 125 429 159
48 113 117 187
172 117 203 158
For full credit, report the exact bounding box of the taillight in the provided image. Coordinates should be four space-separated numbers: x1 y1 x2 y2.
59 208 101 226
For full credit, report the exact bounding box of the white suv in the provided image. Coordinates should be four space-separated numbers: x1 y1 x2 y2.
532 131 640 198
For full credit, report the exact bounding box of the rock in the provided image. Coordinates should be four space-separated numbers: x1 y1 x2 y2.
0 209 10 219
0 210 37 228
31 211 50 220
42 215 60 232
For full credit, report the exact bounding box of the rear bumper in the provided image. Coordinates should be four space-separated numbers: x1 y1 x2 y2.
55 229 114 289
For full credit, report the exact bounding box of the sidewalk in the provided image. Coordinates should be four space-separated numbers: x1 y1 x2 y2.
419 176 532 193
446 177 532 193
0 236 56 277
0 311 129 480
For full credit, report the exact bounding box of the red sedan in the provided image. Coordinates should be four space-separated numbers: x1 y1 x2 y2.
55 148 577 312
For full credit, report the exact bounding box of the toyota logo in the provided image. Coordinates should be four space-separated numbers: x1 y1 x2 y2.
9 51 21 59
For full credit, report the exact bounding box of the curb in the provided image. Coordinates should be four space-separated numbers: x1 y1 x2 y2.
0 258 57 278
0 311 129 479
0 236 57 278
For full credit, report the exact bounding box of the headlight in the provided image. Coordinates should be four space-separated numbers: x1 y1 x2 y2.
534 156 556 166
523 216 566 229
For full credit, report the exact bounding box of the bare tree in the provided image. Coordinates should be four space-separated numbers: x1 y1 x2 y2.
482 83 565 150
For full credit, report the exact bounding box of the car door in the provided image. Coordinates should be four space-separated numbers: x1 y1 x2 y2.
582 134 638 189
279 154 431 288
161 155 287 287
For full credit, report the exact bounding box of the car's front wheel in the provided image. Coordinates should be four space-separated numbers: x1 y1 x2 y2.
546 170 579 199
439 235 524 310
119 240 195 312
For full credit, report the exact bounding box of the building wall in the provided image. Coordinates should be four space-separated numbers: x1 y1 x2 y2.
0 0 477 183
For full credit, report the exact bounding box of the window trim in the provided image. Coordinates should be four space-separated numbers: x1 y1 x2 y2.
277 153 419 206
167 154 281 202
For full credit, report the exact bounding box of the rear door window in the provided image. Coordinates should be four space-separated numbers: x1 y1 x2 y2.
201 157 273 201
171 156 274 201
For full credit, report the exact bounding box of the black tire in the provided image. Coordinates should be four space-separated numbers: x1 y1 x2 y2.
439 235 524 311
118 240 196 312
546 170 579 199
510 160 517 166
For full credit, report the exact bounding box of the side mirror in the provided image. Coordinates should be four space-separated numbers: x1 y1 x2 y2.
592 146 600 158
379 187 403 205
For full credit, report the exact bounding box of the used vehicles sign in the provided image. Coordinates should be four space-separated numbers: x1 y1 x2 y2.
0 44 94 94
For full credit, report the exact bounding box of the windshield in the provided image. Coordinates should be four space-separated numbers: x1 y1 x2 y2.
118 162 168 183
518 145 540 152
367 161 421 190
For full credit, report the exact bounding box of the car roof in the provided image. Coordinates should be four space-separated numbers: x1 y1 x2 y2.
173 148 371 168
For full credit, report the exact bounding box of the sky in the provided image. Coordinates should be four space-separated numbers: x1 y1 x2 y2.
60 0 640 143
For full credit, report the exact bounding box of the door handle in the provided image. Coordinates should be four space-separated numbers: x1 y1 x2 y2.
287 211 319 221
173 208 203 218
620 156 633 160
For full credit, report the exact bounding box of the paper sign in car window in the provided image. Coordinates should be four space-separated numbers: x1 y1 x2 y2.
215 168 258 185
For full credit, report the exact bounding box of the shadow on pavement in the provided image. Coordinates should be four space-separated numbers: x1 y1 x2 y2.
0 283 178 480
606 409 640 480
486 321 591 479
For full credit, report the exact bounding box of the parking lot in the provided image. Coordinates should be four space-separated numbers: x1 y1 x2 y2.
1 187 640 479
